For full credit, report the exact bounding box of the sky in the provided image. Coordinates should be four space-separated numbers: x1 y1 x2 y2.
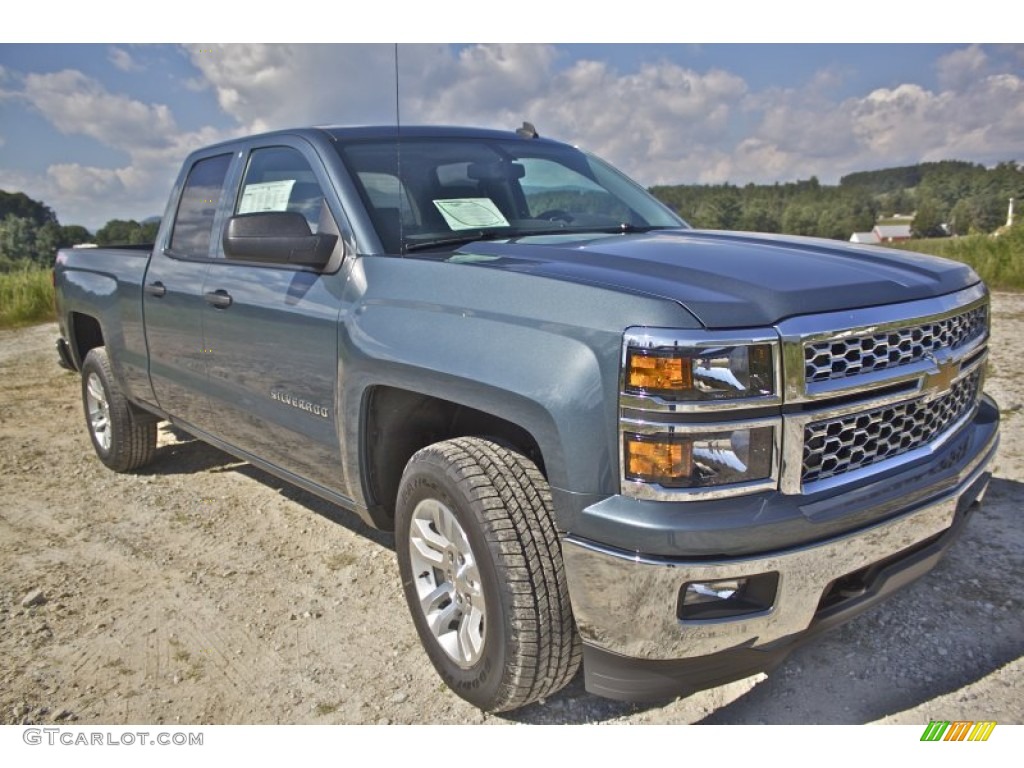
1 38 1022 230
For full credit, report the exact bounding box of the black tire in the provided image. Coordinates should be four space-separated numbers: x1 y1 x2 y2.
80 347 157 472
395 437 581 712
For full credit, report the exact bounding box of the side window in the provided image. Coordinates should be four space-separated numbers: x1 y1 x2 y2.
169 153 232 258
237 147 326 234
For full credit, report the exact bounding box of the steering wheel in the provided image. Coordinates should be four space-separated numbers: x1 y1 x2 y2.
536 209 574 224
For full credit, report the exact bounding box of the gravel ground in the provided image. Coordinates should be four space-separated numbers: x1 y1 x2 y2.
0 294 1021 725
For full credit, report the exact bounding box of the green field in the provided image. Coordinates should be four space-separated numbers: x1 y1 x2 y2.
889 225 1024 292
0 267 55 328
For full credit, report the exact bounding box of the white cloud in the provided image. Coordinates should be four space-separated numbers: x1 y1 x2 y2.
701 53 1024 184
859 74 1021 165
0 65 14 101
403 44 562 120
172 43 1024 188
6 69 232 228
23 70 177 149
937 45 988 91
184 44 399 132
399 45 750 186
46 163 121 197
108 47 143 73
178 43 752 184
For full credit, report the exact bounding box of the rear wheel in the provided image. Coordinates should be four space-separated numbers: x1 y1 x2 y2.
395 437 581 711
81 347 157 472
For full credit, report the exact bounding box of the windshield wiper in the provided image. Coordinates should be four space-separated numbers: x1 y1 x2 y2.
404 224 677 253
404 231 507 253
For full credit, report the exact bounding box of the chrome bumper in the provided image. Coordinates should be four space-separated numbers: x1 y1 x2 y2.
562 423 998 661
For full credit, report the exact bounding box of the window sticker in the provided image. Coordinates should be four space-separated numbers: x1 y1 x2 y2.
433 198 509 231
238 180 296 214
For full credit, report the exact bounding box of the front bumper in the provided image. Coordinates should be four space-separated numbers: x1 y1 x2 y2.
562 398 999 701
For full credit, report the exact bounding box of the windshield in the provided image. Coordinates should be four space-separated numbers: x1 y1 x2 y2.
335 137 687 253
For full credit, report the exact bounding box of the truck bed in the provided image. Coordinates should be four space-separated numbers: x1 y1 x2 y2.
54 245 155 405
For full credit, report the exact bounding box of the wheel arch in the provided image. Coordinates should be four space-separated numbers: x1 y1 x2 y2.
359 385 549 531
68 312 104 369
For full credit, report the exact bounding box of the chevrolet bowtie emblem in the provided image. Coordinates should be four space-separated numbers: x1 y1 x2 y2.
921 352 958 399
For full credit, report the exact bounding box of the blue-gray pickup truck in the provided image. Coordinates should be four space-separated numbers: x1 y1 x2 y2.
53 124 1000 712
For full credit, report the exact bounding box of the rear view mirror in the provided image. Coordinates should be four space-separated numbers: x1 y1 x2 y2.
467 161 526 182
223 212 337 268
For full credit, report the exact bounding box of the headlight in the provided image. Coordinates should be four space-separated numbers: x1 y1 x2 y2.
619 329 782 500
623 425 775 489
623 331 778 405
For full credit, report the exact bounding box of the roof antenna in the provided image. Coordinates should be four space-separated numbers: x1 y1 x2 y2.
516 121 539 139
394 43 405 255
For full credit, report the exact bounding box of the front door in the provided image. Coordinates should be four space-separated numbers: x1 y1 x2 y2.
201 142 345 490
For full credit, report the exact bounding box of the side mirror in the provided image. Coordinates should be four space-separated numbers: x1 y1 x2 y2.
223 212 337 269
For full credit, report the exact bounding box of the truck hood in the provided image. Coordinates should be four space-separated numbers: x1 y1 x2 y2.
450 229 980 328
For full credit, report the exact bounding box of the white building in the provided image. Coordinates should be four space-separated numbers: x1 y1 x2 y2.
850 231 880 244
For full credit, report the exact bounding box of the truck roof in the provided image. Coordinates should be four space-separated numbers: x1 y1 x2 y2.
319 125 559 144
193 125 566 153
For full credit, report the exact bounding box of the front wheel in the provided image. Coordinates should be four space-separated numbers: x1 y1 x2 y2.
395 437 581 711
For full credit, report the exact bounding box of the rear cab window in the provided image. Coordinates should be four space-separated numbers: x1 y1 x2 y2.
169 153 233 259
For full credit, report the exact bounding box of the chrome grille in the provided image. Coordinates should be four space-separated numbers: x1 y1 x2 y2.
802 369 981 485
804 305 987 385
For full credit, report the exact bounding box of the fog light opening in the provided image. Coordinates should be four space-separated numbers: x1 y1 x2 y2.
678 572 779 622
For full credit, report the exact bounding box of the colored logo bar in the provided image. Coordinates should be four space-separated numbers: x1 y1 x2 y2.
920 720 997 741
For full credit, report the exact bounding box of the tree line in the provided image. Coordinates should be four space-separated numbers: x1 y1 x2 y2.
650 160 1023 240
0 190 158 272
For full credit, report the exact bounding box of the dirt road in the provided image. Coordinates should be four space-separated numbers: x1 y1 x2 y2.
1 295 1022 725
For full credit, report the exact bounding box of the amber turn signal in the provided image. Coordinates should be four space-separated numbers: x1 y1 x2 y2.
624 437 693 486
623 426 775 489
626 351 693 395
624 342 776 402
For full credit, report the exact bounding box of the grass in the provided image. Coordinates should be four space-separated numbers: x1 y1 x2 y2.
168 638 206 681
0 267 54 328
889 226 1024 292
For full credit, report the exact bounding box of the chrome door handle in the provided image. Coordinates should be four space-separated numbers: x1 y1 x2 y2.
204 290 233 309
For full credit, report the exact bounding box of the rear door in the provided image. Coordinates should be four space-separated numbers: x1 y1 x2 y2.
201 139 347 490
143 150 238 428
